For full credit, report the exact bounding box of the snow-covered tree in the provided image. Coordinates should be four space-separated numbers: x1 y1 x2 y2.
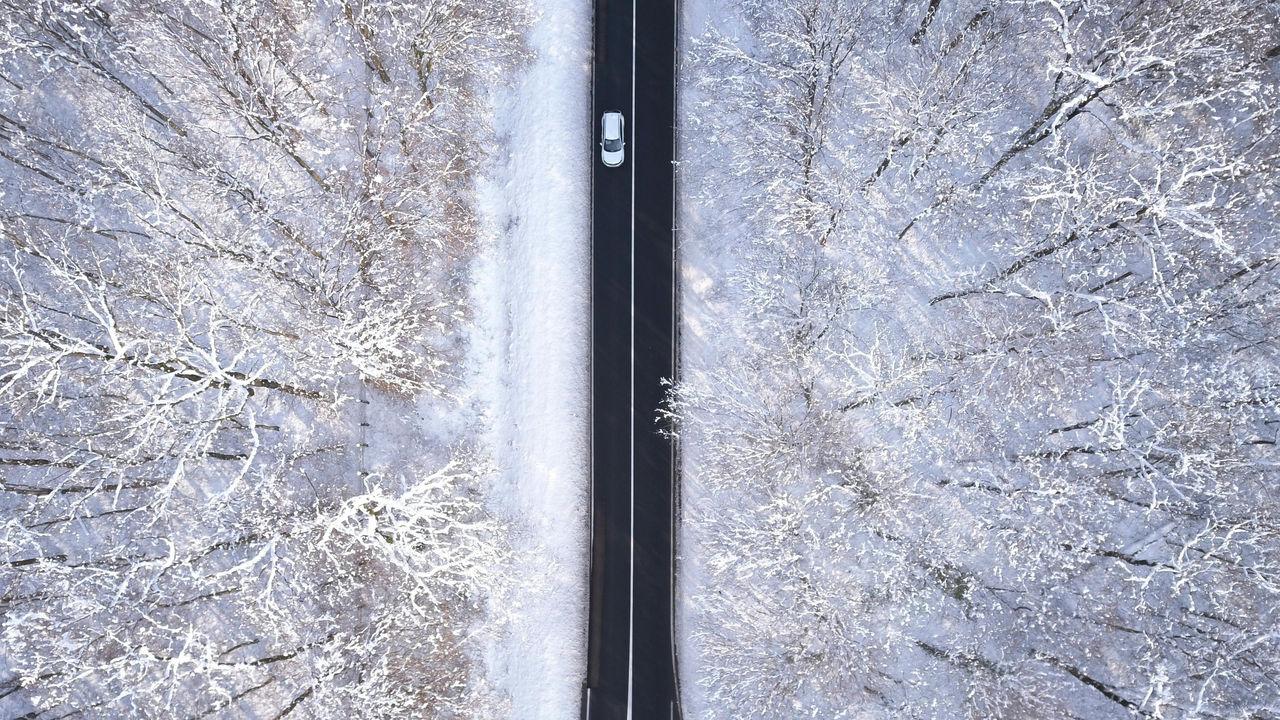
0 0 526 717
677 0 1280 717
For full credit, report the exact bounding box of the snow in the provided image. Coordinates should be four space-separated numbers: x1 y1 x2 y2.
0 1 586 717
672 0 1280 716
472 0 592 717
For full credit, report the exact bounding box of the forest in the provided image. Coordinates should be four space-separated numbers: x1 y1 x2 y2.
674 0 1280 717
0 1 526 717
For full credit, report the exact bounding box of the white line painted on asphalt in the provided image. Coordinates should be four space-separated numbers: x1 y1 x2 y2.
668 2 682 716
626 0 637 718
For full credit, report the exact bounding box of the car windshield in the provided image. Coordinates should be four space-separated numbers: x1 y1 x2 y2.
603 136 622 152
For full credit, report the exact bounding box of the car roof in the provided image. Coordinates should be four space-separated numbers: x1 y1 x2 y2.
603 112 622 133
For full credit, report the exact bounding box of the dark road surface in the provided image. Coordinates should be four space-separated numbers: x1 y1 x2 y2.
584 1 679 719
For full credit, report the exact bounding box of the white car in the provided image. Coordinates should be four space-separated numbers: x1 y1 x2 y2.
600 111 625 167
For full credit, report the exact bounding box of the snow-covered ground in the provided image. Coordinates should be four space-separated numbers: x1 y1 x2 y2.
474 1 592 717
0 1 588 718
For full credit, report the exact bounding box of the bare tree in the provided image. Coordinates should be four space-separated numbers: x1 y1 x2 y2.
0 0 527 717
676 0 1280 717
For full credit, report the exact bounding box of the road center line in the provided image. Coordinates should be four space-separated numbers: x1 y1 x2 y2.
626 0 637 718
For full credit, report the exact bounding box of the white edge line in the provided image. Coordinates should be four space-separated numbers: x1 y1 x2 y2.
669 0 682 716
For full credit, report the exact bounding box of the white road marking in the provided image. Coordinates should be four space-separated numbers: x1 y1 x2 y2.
626 0 637 718
668 2 682 716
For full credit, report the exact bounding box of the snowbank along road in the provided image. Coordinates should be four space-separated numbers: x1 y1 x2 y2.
583 0 680 719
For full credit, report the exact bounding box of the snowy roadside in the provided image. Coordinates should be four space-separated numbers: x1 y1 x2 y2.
472 1 592 717
673 1 731 716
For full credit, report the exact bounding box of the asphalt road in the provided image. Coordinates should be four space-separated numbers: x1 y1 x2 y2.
584 1 679 719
